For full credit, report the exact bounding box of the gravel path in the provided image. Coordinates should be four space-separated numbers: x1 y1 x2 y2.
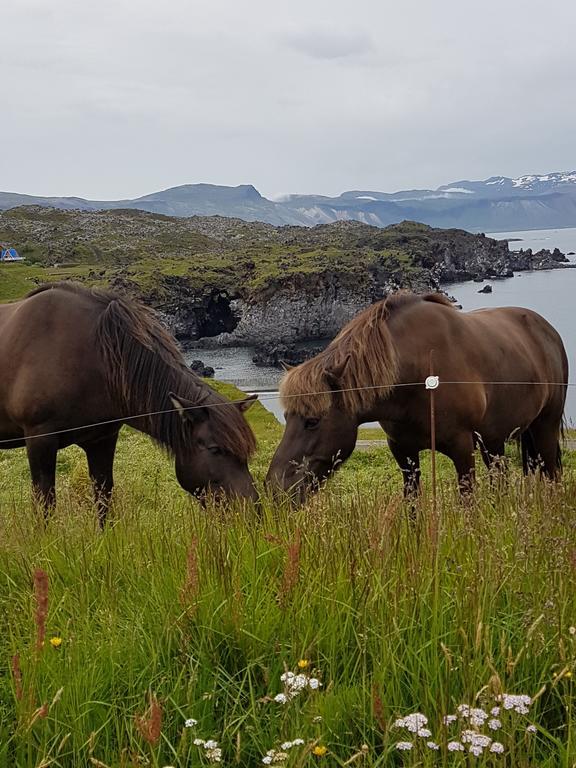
355 439 576 452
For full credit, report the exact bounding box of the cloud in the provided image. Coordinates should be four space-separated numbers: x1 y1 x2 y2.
284 28 373 60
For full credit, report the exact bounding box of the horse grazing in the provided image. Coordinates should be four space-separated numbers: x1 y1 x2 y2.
0 282 258 524
267 292 568 503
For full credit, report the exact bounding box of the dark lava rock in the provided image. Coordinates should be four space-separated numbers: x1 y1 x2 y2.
478 284 493 294
253 342 327 368
189 359 215 378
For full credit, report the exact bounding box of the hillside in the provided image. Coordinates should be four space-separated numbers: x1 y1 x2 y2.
2 171 576 231
0 206 568 348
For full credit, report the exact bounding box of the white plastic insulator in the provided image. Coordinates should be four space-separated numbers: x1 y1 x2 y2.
425 375 440 390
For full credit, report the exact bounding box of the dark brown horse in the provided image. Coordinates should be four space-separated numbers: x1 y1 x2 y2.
0 282 258 523
267 292 568 502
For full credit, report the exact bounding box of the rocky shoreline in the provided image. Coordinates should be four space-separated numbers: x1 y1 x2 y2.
1 206 570 363
177 242 571 363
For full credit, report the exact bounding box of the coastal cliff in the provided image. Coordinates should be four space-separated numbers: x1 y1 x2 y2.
0 207 569 352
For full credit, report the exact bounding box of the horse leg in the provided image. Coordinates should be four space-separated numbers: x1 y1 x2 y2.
477 438 507 489
26 436 58 518
388 439 421 498
478 438 506 471
445 433 476 494
83 431 119 528
522 418 562 481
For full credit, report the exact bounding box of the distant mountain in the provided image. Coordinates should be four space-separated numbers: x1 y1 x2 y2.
2 172 576 231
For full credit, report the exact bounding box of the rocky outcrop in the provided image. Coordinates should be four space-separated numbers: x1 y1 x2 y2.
189 359 215 378
196 267 431 348
252 342 328 367
508 247 570 271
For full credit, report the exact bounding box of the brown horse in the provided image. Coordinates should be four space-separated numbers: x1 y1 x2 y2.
0 282 258 523
267 292 568 502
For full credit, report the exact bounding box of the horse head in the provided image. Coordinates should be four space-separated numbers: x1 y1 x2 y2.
170 390 259 502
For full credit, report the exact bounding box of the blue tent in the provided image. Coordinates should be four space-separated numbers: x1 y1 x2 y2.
0 247 24 262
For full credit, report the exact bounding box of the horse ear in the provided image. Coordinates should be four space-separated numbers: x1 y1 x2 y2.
169 392 208 423
280 361 294 372
324 355 351 390
235 393 258 412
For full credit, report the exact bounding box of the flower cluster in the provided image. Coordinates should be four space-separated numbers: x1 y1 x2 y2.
457 704 489 727
497 693 532 715
394 693 534 758
193 738 222 763
393 713 430 735
393 714 438 750
262 738 305 765
274 670 322 704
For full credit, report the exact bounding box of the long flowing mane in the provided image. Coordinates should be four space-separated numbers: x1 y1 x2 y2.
280 292 453 416
27 283 256 459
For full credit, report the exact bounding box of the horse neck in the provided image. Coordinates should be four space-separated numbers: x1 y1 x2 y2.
121 366 208 455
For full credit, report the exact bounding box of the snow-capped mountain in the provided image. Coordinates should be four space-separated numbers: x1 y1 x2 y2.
2 171 576 232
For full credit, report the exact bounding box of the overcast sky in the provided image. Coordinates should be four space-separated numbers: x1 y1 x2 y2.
2 0 575 199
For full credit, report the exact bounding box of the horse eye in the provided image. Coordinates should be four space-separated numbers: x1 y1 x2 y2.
209 446 223 456
304 417 320 430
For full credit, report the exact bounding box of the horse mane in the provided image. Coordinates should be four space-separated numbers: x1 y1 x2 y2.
280 291 453 416
27 282 256 459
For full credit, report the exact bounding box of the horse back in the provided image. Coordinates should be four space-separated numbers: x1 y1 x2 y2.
384 300 567 443
0 288 113 436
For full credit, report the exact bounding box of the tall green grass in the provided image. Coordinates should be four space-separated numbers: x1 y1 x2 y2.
1 392 575 766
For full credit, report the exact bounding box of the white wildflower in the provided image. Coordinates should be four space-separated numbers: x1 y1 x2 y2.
491 706 501 716
417 728 432 738
312 716 323 723
204 740 219 750
448 741 465 751
569 626 576 636
499 693 531 714
193 739 205 746
490 742 505 753
488 718 502 730
526 724 537 734
395 713 428 733
262 758 273 766
457 704 470 717
470 744 483 756
443 714 457 725
280 672 295 682
292 738 305 745
461 731 491 748
185 718 198 728
469 708 488 726
308 678 321 690
395 742 413 751
427 741 440 750
293 674 308 691
274 693 288 704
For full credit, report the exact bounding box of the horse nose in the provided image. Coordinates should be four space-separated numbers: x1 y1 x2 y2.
265 463 287 491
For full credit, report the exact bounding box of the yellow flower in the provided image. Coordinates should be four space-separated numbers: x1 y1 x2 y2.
298 659 310 669
565 671 573 678
50 637 63 648
313 745 328 757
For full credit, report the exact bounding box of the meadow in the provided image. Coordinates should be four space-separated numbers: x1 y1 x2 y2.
1 384 576 767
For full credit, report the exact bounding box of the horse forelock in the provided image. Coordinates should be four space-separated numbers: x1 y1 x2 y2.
279 292 451 417
280 297 400 417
